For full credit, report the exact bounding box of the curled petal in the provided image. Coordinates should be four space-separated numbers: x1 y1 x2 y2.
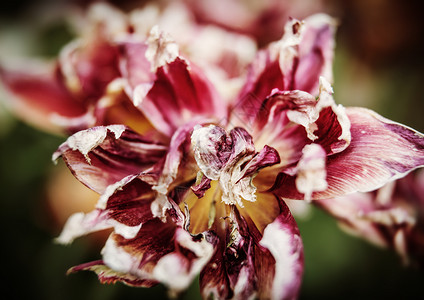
101 218 214 294
234 14 337 124
251 79 350 171
295 144 327 201
118 41 155 105
56 175 157 244
272 107 424 200
53 125 167 194
191 175 212 198
192 125 279 206
59 37 121 101
294 14 337 94
191 124 232 180
68 260 157 287
316 170 424 266
153 121 198 193
125 30 226 137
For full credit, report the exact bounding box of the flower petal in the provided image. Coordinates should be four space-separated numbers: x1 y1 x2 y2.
0 64 86 133
259 205 304 300
200 202 303 300
294 14 336 95
316 170 424 266
251 79 350 171
53 125 167 194
295 143 328 201
59 37 121 102
234 14 336 124
101 217 214 294
56 174 157 244
271 107 424 200
67 260 158 287
126 29 225 137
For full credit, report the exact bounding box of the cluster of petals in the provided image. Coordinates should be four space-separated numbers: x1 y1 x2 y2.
316 169 424 267
2 2 424 299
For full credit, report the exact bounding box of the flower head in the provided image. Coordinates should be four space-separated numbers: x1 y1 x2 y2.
48 8 424 299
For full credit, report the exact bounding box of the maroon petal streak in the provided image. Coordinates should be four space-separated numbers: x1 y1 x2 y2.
53 125 167 194
56 174 157 244
101 216 214 293
272 107 424 200
139 58 226 136
233 15 336 125
200 201 303 300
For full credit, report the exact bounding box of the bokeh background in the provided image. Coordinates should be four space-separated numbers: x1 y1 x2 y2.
1 0 424 299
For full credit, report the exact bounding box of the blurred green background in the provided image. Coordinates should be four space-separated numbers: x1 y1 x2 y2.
1 0 424 299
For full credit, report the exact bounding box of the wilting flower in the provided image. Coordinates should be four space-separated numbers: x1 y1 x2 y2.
48 9 424 300
0 2 259 230
0 2 256 135
316 169 424 267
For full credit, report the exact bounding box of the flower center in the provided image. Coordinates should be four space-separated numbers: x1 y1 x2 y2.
191 124 280 207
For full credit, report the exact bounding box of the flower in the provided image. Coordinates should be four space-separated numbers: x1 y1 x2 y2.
316 169 424 267
0 2 257 135
50 11 424 300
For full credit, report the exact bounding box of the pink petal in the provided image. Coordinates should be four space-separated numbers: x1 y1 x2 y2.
272 107 424 200
0 64 86 133
247 81 350 169
234 14 336 123
295 144 328 201
53 125 167 194
61 39 121 102
316 169 424 266
118 41 155 103
294 14 336 95
139 58 226 136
